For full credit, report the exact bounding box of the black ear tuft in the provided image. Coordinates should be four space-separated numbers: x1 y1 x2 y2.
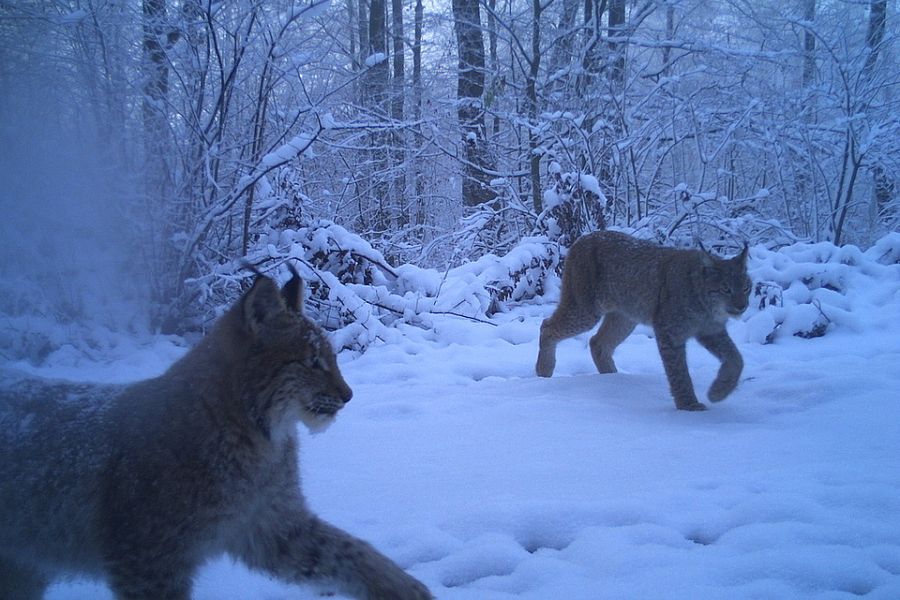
241 260 265 279
735 241 749 265
281 262 305 314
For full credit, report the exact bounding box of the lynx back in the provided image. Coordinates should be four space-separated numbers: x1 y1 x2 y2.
536 231 751 410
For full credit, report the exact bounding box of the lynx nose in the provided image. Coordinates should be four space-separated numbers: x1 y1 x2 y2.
731 300 748 315
334 382 352 404
332 372 353 404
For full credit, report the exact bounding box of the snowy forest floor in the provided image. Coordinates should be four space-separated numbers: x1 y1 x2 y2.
29 271 900 599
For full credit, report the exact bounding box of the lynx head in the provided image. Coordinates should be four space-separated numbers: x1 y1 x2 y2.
701 243 751 319
238 264 352 436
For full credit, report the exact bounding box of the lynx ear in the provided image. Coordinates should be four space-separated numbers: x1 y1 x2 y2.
241 277 286 334
281 263 305 314
735 242 749 265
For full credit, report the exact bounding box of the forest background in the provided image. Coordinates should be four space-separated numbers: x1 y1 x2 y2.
0 0 897 358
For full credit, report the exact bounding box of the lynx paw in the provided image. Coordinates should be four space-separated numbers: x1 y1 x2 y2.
535 352 555 378
592 356 617 374
367 570 433 600
708 377 738 402
677 401 708 412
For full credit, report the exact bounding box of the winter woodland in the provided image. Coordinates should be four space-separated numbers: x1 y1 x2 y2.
1 1 900 599
0 0 897 354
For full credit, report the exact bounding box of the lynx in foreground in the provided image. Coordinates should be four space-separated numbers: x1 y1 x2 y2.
0 267 432 600
536 231 751 411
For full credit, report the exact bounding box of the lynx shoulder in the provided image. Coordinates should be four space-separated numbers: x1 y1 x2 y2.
536 231 751 411
0 267 431 600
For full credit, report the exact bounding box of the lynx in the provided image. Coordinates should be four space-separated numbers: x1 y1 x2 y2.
536 231 751 411
0 266 432 600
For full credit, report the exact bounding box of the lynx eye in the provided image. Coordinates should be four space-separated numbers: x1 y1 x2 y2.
309 355 327 371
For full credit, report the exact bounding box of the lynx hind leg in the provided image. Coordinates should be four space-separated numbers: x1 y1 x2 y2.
589 313 636 374
696 330 744 402
536 305 601 377
0 557 49 600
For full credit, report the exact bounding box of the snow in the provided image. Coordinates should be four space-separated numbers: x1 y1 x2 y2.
17 238 900 599
292 0 331 21
58 9 88 25
260 133 315 168
365 52 387 67
578 173 601 197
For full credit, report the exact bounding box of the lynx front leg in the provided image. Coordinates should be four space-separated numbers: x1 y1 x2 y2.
234 512 432 600
655 333 706 411
105 555 193 600
589 312 636 374
696 329 744 402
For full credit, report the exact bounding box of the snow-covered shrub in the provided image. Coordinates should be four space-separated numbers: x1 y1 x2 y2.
0 264 151 365
453 191 535 260
623 184 800 253
434 237 561 317
742 233 900 343
191 217 561 351
535 164 606 249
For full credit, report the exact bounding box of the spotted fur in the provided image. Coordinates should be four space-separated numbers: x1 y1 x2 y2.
536 231 751 410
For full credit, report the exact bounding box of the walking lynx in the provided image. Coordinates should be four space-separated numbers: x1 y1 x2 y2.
0 266 432 600
536 231 751 411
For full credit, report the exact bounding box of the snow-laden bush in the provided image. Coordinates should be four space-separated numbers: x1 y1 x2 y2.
617 184 800 253
194 218 561 351
742 232 900 343
535 165 607 249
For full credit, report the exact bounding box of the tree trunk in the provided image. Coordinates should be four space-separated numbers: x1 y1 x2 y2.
141 0 180 328
412 0 426 225
607 0 625 87
662 4 674 77
599 0 625 223
577 0 607 169
863 0 892 220
527 0 542 214
863 0 886 77
391 0 406 229
580 0 608 96
802 0 816 88
358 0 369 70
452 0 495 206
347 0 359 71
367 0 388 108
366 0 390 231
485 0 501 138
141 0 170 200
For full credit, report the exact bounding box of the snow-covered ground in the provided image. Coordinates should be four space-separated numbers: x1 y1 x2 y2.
16 241 900 599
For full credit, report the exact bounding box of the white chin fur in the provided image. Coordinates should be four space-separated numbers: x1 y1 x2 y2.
299 412 336 434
